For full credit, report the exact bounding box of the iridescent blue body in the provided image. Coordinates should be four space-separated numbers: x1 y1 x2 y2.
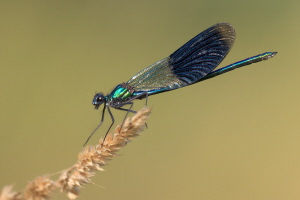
109 84 133 102
85 23 277 146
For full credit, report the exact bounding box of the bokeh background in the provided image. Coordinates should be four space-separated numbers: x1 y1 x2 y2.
0 1 299 199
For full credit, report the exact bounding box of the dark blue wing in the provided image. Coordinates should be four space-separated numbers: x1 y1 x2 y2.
127 23 235 96
169 22 235 85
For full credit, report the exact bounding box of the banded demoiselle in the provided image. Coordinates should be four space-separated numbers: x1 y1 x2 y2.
85 22 276 145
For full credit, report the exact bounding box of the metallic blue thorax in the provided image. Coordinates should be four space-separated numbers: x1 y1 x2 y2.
107 83 135 102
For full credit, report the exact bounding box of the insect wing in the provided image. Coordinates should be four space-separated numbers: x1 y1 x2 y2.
127 23 235 96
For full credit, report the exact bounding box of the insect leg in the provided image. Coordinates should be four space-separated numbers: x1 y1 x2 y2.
121 91 149 128
116 104 136 113
129 92 149 128
83 104 106 146
102 106 115 143
115 102 134 133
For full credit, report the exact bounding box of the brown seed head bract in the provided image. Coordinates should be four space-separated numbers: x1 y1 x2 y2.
0 185 22 200
58 107 151 199
0 107 151 200
24 176 57 200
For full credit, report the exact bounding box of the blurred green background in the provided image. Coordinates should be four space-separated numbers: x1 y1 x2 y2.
0 0 299 199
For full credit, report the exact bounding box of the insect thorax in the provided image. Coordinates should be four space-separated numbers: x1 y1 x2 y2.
108 83 135 103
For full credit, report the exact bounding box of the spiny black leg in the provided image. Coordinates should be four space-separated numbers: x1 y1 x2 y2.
124 92 148 108
102 106 115 143
83 105 106 146
125 92 149 128
122 92 149 129
116 105 137 113
116 102 134 133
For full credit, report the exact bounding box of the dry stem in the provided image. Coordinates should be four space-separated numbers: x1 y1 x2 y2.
0 107 151 200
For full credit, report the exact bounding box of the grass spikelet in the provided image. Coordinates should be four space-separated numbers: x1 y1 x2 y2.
24 176 57 200
0 107 151 200
57 107 151 199
0 185 22 200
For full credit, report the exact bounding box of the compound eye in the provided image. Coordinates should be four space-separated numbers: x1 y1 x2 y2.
98 96 104 102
